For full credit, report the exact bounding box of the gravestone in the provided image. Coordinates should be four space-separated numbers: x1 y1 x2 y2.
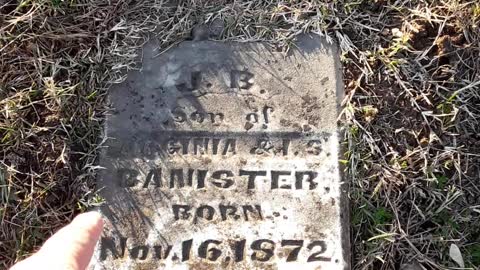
92 34 349 269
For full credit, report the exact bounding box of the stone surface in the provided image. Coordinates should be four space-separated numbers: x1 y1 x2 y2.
92 34 349 269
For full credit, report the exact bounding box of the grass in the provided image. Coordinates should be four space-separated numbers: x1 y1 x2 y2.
1 0 479 269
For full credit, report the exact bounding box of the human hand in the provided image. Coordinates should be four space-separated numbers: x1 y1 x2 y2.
10 212 104 270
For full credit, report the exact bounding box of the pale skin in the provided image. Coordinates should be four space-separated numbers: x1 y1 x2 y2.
10 212 104 270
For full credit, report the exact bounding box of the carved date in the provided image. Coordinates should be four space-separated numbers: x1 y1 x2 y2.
100 237 333 263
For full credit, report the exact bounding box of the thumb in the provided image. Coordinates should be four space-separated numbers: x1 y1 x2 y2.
11 212 104 270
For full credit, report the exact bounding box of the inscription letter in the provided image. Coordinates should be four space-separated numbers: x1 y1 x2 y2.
172 205 192 220
230 70 254 89
210 170 235 189
240 170 267 189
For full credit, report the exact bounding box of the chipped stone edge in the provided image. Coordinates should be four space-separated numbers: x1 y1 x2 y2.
330 35 351 270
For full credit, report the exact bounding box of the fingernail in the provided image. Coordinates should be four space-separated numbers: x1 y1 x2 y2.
73 212 103 227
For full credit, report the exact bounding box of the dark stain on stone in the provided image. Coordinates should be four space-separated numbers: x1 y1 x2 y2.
320 77 329 85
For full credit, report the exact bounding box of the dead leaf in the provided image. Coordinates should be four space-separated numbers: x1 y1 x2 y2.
449 243 465 268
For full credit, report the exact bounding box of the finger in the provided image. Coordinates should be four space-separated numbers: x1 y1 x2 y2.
40 212 104 269
11 212 104 270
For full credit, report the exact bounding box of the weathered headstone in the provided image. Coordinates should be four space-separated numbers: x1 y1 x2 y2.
93 34 349 269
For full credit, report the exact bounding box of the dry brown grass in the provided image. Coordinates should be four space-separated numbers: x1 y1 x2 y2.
1 0 479 269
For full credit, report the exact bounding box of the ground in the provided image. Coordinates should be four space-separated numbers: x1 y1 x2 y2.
0 0 479 269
